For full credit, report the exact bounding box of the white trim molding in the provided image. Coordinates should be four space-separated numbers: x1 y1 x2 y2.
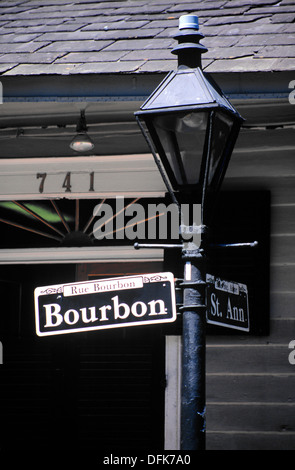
0 155 166 200
165 335 182 450
0 246 164 264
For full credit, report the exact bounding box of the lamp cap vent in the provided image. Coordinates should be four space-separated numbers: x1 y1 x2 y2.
179 15 199 30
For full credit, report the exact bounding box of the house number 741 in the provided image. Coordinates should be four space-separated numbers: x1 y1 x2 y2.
36 172 95 193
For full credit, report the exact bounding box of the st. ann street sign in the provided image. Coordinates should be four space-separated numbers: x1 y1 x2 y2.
35 272 176 337
206 274 250 332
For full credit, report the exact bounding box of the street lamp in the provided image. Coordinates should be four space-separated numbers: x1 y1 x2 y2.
135 15 243 450
135 15 242 202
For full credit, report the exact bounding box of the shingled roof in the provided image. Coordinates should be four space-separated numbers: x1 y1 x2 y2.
0 0 294 76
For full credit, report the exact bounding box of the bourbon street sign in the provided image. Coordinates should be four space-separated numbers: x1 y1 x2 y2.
35 272 176 337
206 274 250 332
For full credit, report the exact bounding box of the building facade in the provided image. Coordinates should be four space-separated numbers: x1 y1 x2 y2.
0 0 294 452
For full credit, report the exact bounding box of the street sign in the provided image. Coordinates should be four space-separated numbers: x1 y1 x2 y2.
35 272 176 337
206 274 250 332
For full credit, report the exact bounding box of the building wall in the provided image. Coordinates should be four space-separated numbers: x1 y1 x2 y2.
0 115 294 451
206 125 295 450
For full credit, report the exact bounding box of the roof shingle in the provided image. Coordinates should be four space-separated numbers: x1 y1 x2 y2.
0 0 293 76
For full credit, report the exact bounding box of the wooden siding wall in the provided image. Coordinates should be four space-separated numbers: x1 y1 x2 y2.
206 126 295 450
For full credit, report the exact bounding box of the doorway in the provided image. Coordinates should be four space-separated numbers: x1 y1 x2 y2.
0 261 166 452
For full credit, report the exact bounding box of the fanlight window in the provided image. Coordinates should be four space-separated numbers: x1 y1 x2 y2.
0 198 178 248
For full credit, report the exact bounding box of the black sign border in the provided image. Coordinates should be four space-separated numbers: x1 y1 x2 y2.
35 272 177 337
206 274 250 332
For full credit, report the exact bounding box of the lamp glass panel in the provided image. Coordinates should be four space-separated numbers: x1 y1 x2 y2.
153 111 208 186
208 111 234 185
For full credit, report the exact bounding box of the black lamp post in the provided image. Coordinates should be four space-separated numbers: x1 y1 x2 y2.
135 14 243 450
